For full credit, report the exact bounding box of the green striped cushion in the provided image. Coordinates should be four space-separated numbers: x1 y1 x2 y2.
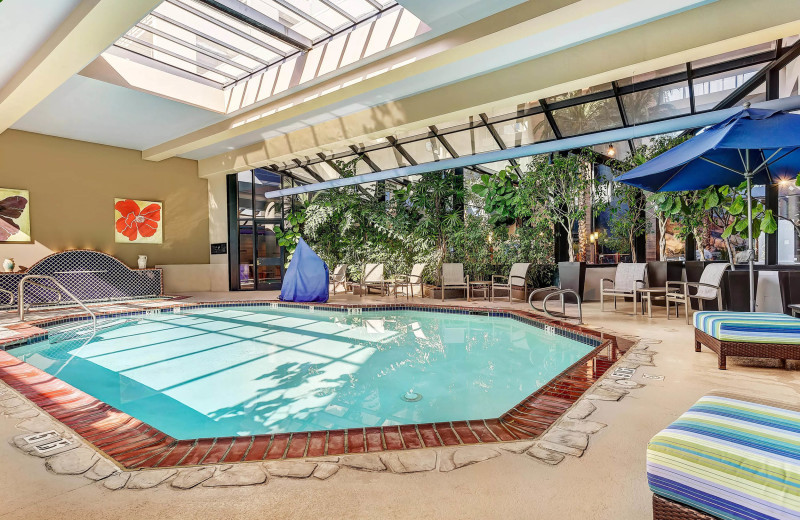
694 311 800 345
647 394 800 519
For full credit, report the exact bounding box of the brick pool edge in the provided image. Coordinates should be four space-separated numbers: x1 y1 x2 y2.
0 301 627 470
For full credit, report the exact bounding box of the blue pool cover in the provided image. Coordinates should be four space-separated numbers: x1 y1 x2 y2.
279 238 329 302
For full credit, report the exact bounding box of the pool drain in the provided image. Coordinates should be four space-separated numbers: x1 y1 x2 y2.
401 390 422 402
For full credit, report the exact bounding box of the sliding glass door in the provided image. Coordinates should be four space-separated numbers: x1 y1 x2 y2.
229 169 285 291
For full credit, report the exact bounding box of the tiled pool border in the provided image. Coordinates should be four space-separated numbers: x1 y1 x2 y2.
0 301 626 470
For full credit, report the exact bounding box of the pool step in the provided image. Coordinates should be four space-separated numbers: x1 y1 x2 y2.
48 319 132 344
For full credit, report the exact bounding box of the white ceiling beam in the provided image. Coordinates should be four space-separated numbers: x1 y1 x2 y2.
0 0 161 134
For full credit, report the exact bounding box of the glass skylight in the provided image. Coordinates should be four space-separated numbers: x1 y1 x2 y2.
112 0 406 88
271 37 797 181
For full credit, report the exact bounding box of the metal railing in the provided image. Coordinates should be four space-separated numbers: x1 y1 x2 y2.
529 286 583 324
20 280 63 307
18 275 96 335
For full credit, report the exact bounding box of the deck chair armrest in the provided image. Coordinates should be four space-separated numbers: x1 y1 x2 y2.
492 275 507 283
685 282 721 296
509 275 527 285
666 281 688 294
600 278 615 288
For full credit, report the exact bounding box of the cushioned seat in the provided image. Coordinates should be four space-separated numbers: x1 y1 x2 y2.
694 311 800 369
647 392 800 519
695 311 800 344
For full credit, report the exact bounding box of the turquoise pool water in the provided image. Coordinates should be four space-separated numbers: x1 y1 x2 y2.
10 306 593 439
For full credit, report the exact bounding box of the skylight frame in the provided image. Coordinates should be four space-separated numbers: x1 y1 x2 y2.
113 0 400 89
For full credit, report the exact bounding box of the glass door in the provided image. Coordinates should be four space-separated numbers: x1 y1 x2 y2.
255 221 282 290
229 169 285 291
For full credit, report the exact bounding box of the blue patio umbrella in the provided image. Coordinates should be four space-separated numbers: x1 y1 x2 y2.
615 107 800 312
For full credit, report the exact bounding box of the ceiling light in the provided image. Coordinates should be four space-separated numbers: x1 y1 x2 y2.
607 144 616 157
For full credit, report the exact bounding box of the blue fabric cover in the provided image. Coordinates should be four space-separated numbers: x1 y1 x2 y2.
616 108 800 191
279 238 329 303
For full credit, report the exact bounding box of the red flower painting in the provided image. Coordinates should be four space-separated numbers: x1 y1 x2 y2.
0 195 28 241
115 199 161 242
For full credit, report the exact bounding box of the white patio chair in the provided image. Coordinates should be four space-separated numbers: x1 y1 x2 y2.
360 263 386 297
329 264 347 295
600 263 648 313
441 263 469 301
394 263 427 299
666 263 730 324
491 263 531 302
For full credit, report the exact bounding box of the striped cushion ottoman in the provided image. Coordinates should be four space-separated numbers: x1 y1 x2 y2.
693 311 800 369
647 392 800 520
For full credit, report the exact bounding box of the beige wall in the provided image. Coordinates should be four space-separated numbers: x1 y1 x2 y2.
0 130 210 269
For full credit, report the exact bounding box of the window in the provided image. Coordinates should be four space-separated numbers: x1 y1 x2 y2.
230 169 286 290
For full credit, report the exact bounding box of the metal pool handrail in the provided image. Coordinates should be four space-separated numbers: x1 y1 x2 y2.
18 275 96 335
529 287 583 324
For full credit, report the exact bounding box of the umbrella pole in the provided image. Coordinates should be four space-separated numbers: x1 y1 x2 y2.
746 172 755 312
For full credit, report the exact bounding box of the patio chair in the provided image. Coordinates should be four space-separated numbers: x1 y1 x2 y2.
393 263 427 299
441 263 469 302
360 263 386 297
648 391 800 519
666 263 729 324
329 264 347 295
600 263 647 313
491 263 531 302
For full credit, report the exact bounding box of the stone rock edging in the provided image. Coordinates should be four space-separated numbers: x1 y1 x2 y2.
2 336 658 489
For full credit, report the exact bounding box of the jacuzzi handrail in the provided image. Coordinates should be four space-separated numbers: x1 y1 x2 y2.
529 287 583 324
21 279 63 307
19 275 96 335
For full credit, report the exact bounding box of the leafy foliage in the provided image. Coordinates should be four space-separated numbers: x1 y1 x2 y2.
516 149 601 262
471 168 521 226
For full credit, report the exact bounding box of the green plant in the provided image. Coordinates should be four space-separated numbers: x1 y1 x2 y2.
470 167 520 226
517 149 600 262
274 209 305 267
612 135 688 260
721 181 778 251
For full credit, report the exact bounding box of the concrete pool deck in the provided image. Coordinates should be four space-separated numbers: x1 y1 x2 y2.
1 293 798 520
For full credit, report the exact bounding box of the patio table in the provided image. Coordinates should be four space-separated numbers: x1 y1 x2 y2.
469 281 491 301
634 287 667 318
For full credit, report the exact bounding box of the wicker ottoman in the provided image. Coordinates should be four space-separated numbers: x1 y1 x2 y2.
648 391 800 519
693 311 800 369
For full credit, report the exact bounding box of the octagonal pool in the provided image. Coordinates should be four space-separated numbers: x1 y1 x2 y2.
9 305 596 439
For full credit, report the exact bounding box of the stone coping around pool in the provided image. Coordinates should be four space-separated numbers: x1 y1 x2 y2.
0 301 626 471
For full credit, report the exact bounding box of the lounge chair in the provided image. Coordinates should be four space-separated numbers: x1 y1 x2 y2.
393 263 427 299
441 263 469 301
329 264 347 295
648 391 800 519
694 310 800 369
360 263 386 297
491 263 531 302
600 263 647 313
666 263 729 323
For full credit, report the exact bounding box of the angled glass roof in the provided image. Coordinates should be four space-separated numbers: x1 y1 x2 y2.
113 0 411 88
269 37 798 184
